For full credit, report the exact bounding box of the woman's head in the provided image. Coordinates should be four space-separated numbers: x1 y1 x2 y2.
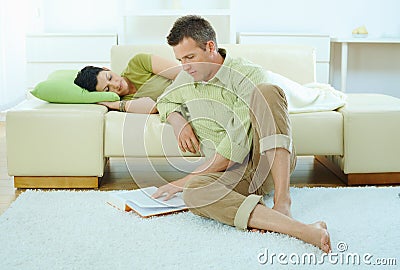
74 66 129 96
74 66 102 91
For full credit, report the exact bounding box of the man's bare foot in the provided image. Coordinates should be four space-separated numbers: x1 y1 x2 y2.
306 221 331 253
313 221 327 230
250 221 330 253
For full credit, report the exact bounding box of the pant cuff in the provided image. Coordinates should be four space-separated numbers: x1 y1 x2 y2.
233 194 264 230
259 134 292 154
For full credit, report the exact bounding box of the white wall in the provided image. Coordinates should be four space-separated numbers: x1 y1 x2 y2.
2 0 400 110
33 0 400 39
235 0 400 38
0 0 30 111
235 0 400 97
27 0 400 98
41 0 117 33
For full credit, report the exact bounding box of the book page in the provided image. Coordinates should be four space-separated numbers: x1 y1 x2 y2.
117 186 186 208
125 200 187 218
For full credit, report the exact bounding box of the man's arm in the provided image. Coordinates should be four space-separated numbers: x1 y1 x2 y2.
152 152 236 200
157 72 201 153
167 112 199 154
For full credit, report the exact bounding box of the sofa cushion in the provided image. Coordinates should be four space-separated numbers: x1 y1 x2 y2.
335 94 400 173
104 112 198 158
31 70 120 104
105 111 343 157
290 111 343 155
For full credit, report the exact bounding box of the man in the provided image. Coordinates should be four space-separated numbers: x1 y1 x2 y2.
74 53 180 114
153 15 331 253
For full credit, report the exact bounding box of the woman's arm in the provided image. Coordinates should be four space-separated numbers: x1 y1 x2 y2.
150 55 181 80
98 97 158 114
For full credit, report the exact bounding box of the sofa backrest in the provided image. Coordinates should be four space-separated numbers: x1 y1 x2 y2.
111 44 316 84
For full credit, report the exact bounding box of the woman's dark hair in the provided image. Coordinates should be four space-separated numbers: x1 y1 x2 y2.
166 15 217 50
74 66 104 91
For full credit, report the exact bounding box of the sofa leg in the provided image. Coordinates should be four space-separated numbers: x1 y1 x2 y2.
315 155 400 185
13 176 100 189
314 155 348 184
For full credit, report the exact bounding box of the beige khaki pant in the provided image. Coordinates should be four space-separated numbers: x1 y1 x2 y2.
182 84 297 230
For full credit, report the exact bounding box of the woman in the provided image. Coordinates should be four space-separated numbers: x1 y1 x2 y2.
74 53 181 114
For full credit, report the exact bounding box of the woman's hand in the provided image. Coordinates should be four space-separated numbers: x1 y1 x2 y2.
97 101 119 110
98 98 158 114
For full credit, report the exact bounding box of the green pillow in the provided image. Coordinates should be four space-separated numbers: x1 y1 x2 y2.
31 70 120 104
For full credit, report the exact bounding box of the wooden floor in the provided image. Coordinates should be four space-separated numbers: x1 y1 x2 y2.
0 121 346 215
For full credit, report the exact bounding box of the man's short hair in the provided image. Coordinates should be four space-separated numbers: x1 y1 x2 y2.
166 15 217 50
74 66 104 91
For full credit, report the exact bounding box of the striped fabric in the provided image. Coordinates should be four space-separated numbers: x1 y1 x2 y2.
157 50 269 163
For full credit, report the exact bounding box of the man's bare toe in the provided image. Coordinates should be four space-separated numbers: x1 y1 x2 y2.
311 221 327 230
320 229 331 253
249 228 266 234
308 221 331 253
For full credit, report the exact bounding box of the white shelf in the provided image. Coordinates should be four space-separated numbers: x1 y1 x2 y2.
26 33 117 38
117 0 235 44
240 32 331 38
124 9 232 16
331 37 400 43
26 33 118 89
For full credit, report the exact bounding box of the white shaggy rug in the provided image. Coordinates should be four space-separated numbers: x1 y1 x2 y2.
0 187 399 270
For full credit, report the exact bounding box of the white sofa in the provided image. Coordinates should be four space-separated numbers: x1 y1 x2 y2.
6 44 400 188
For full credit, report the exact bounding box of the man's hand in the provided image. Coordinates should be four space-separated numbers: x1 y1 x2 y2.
175 122 199 154
152 179 186 201
167 112 200 154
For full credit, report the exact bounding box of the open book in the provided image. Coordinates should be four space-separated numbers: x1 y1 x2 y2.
107 186 188 218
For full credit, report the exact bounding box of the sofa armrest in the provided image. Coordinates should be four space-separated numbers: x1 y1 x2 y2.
338 94 400 174
6 99 108 177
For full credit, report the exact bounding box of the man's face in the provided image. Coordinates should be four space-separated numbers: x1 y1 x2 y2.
173 37 216 82
95 70 129 96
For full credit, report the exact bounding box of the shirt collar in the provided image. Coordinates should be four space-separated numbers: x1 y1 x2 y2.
209 48 232 86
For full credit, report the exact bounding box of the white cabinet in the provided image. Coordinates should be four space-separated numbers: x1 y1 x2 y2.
237 33 331 83
26 34 118 89
117 0 235 44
